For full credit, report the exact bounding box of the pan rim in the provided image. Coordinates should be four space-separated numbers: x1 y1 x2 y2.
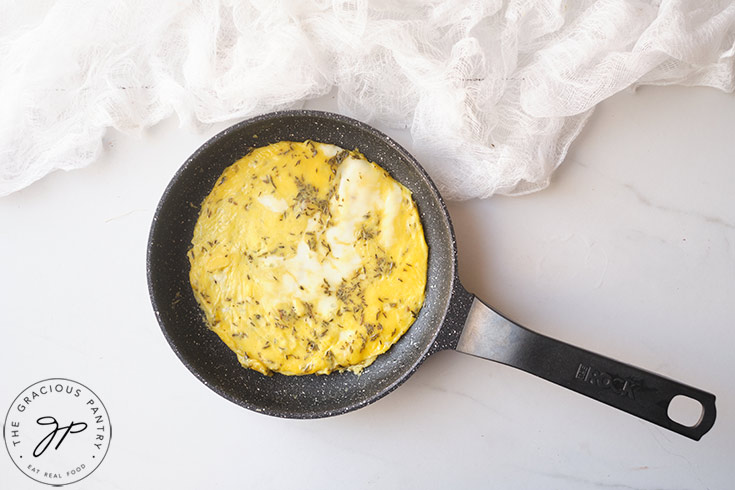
146 109 464 418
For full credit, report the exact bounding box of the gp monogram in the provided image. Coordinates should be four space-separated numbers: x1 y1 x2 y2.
3 378 111 486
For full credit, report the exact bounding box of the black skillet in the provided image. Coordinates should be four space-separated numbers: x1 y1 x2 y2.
147 110 716 440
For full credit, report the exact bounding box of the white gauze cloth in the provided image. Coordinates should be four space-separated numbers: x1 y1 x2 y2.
1 0 734 199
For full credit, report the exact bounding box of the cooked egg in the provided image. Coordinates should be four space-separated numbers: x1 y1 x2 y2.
188 140 428 375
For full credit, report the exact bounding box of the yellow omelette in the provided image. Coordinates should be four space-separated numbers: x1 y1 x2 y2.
188 140 427 375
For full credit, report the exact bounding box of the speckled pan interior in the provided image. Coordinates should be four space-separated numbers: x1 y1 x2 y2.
147 110 472 418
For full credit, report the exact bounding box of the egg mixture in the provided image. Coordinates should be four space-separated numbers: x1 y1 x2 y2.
188 140 428 375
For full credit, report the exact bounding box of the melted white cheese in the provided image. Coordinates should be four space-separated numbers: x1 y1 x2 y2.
257 194 289 213
254 156 404 317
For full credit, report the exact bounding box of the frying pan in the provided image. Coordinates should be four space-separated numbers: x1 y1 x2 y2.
147 110 716 440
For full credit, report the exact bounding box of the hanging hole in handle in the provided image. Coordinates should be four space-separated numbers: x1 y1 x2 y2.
668 395 704 427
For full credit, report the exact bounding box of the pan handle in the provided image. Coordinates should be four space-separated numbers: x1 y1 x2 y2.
454 297 716 441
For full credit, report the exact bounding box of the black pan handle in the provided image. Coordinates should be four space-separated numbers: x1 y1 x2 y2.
454 297 716 440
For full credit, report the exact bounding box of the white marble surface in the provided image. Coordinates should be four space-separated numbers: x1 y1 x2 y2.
1 85 733 489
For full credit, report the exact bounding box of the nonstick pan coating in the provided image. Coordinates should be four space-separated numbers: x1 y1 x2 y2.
147 110 472 418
